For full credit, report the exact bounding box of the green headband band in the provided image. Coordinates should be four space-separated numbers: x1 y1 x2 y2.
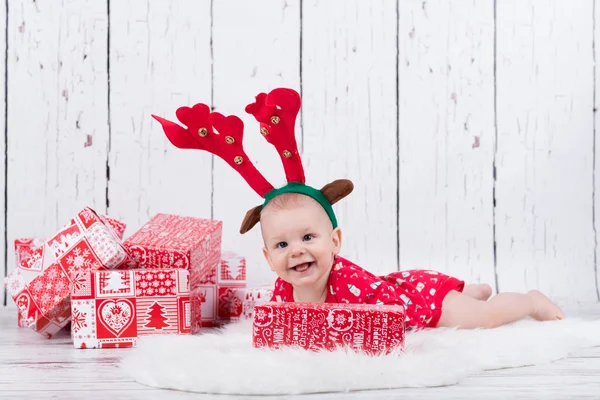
262 182 338 229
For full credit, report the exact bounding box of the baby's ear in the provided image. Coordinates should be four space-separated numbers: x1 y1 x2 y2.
331 227 342 255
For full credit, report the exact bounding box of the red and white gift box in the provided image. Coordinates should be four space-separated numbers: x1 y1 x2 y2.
197 251 247 327
252 302 406 355
71 268 192 349
242 287 274 320
123 213 222 333
12 215 125 328
14 238 45 327
5 207 133 338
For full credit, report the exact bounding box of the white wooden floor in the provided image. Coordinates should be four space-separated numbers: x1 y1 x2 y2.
1 304 599 400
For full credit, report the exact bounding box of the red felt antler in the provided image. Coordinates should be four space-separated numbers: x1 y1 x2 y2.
245 88 305 184
152 103 275 197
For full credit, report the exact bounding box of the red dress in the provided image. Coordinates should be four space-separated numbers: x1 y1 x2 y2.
270 255 465 330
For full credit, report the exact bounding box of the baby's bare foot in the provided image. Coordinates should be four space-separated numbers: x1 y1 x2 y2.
527 290 565 321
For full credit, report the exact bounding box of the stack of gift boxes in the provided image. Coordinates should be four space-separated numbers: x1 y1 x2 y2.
4 206 406 354
4 206 273 348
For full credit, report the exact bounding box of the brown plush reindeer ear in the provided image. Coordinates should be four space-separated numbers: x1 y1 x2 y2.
320 179 354 205
239 205 262 234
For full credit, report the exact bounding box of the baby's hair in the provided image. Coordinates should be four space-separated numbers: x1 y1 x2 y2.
261 192 310 214
260 192 335 231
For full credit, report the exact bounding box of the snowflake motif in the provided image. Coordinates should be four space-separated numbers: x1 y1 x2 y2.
158 287 166 295
147 288 155 296
66 247 94 276
9 279 22 293
72 309 87 333
255 308 266 320
54 280 65 293
140 281 148 289
335 314 346 325
40 293 51 305
219 290 242 316
158 272 165 280
152 281 160 288
33 280 44 292
46 268 58 280
164 279 172 287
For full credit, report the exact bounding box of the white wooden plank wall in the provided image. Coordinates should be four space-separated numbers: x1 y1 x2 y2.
2 0 600 306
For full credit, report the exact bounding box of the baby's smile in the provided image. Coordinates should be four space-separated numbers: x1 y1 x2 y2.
289 261 314 273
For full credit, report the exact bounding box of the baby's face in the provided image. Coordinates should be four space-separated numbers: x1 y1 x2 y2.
260 195 341 290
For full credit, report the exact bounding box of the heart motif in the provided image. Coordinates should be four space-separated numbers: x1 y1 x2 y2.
98 299 134 337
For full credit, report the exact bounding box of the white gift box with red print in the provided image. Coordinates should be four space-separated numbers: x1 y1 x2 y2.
122 213 222 333
196 251 247 327
4 208 133 338
71 268 192 349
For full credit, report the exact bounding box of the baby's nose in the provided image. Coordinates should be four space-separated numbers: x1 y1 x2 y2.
290 244 306 257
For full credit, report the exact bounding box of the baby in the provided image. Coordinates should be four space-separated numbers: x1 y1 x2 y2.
152 86 565 331
261 192 565 331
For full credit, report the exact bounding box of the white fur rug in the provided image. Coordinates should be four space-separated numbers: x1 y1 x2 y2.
121 317 600 395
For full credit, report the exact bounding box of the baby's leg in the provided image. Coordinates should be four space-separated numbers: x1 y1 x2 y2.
462 283 493 301
437 289 565 329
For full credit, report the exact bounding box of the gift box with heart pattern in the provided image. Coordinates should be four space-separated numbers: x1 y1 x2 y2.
71 268 192 349
12 215 127 328
4 208 134 338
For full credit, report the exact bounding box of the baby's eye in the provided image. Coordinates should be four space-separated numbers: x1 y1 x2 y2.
277 242 288 249
303 234 313 241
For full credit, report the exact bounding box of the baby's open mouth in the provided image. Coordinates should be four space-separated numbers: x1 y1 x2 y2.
292 262 313 272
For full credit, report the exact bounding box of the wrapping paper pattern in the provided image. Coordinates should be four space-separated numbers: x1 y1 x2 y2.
71 269 192 349
12 215 125 327
122 214 222 333
5 208 133 337
242 287 274 320
252 302 406 355
197 251 246 327
14 238 44 327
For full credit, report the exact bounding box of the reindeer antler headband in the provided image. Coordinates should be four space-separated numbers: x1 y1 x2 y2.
152 88 353 234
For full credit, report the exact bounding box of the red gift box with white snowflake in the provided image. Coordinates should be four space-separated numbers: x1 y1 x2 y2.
122 213 222 333
12 215 126 328
196 251 247 327
71 268 192 349
4 207 134 338
252 302 406 355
